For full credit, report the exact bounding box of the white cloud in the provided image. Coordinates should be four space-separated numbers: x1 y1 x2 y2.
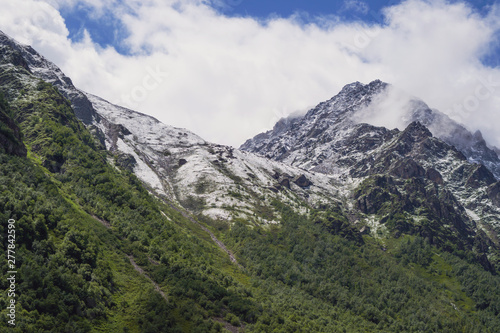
0 0 499 149
0 0 68 44
44 0 119 13
352 85 415 131
341 0 369 15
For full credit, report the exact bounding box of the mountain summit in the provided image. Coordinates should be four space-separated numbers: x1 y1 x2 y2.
242 80 500 265
0 30 341 224
2 30 500 332
241 80 500 179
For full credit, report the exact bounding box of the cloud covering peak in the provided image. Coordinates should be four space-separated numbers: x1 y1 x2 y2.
0 0 499 148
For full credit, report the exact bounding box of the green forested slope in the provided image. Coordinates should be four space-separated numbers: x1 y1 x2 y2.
0 70 259 332
0 64 500 333
222 204 500 332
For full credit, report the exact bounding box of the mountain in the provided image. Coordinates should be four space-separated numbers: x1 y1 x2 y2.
241 80 500 265
2 30 500 332
402 97 500 180
0 31 98 125
0 31 344 225
241 80 500 179
84 92 343 223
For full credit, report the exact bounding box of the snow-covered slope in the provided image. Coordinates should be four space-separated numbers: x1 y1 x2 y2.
86 93 344 222
242 80 500 248
0 30 98 125
0 30 345 223
241 80 500 180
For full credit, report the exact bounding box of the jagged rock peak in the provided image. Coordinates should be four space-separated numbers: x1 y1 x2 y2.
240 79 390 154
0 30 98 125
402 121 433 140
339 79 388 95
315 79 389 113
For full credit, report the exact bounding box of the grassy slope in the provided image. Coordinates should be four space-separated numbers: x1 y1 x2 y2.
0 63 499 332
0 66 255 332
219 204 500 332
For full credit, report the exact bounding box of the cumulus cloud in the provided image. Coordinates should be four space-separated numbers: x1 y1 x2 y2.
0 0 499 148
340 0 369 15
0 0 67 44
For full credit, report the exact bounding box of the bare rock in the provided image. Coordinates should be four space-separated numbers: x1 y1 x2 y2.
294 174 312 188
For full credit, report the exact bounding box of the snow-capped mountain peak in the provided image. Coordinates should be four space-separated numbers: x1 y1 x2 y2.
2 29 500 261
0 30 98 125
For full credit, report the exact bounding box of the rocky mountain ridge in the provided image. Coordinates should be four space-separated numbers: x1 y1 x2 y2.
3 30 500 332
85 92 343 223
1 30 499 265
242 80 500 263
241 80 500 179
0 31 98 125
0 30 342 224
404 99 500 180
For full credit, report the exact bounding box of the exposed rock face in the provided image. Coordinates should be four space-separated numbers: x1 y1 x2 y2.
241 80 500 261
355 174 474 249
355 175 397 215
389 158 426 180
294 175 312 188
279 178 291 189
0 30 99 125
0 106 26 157
426 168 444 185
488 182 500 207
466 165 496 189
116 153 137 172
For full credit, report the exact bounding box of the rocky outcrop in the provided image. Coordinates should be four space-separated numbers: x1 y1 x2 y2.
116 153 137 172
426 168 444 185
390 158 426 179
466 164 496 189
294 174 312 188
279 178 291 189
488 182 500 207
399 121 433 143
0 102 26 157
355 176 398 215
355 174 474 250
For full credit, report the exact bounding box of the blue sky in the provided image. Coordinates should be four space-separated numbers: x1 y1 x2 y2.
60 0 500 67
220 0 398 20
1 0 500 147
61 0 391 50
221 0 500 68
221 0 497 22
